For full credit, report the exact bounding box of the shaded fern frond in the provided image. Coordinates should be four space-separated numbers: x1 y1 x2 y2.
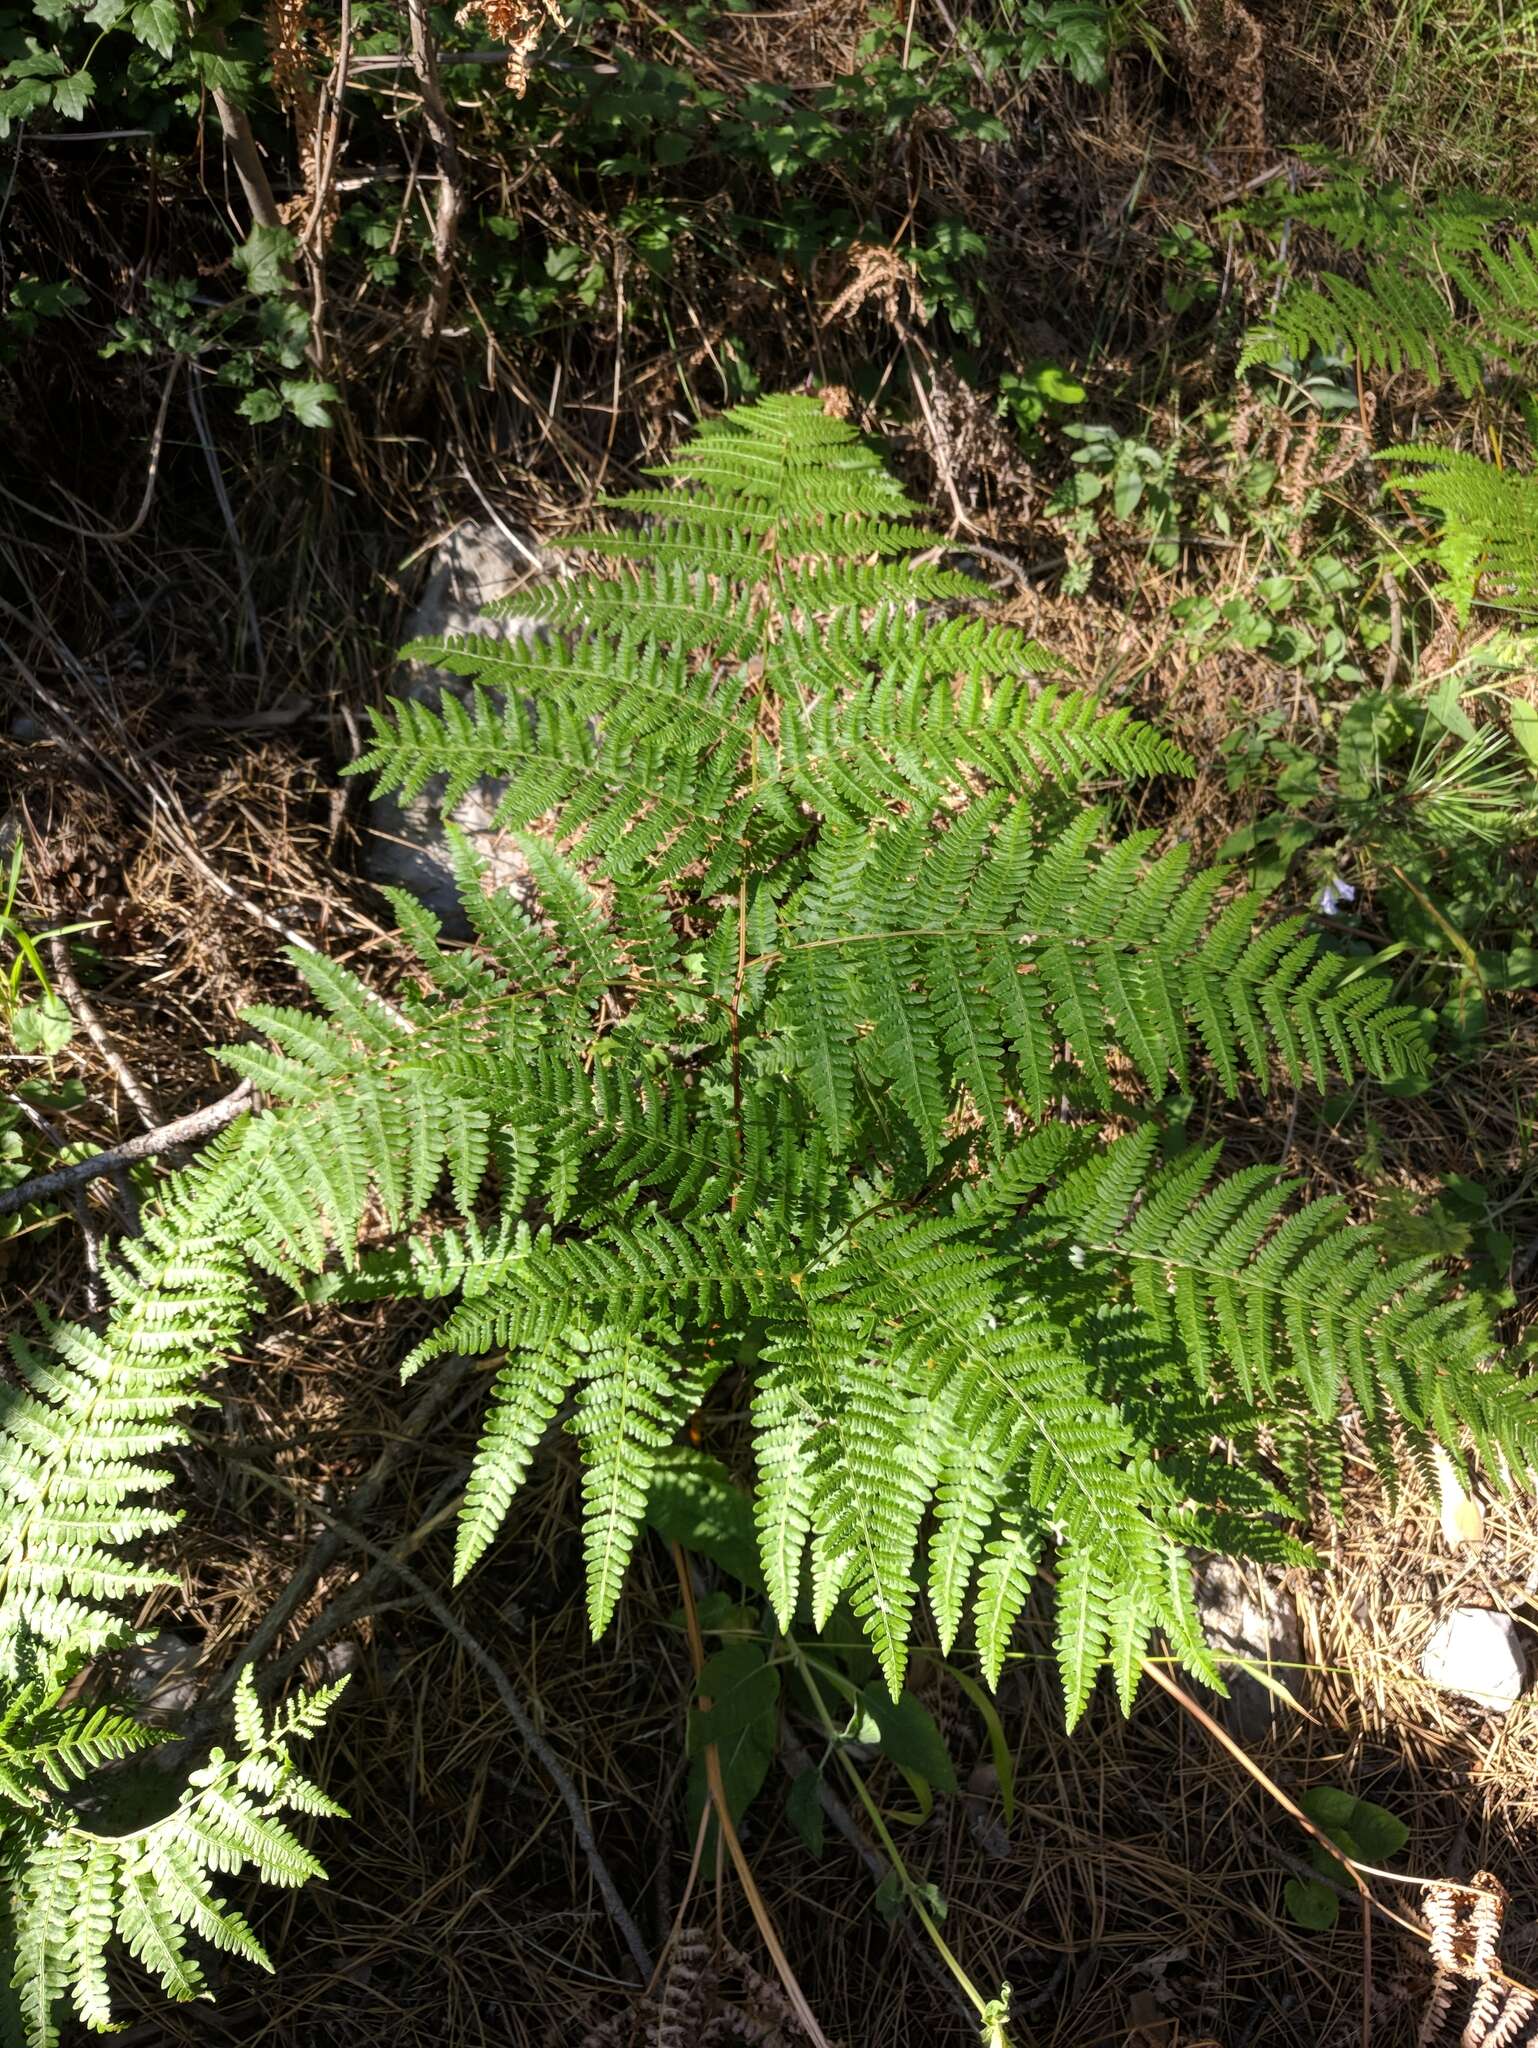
1239 213 1538 397
3 1672 341 2047
1239 263 1487 395
1378 446 1538 617
1026 1128 1511 1484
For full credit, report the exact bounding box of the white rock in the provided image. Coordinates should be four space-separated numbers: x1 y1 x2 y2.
367 518 544 931
118 1630 202 1719
1193 1555 1304 1741
1422 1608 1526 1713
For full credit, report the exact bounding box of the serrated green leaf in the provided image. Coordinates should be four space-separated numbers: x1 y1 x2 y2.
280 378 337 429
130 0 179 54
49 69 94 121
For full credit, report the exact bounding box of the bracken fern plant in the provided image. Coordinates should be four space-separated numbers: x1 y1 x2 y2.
2 392 1532 2042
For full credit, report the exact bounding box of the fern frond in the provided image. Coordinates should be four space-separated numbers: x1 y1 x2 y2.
0 393 1516 2040
1028 1129 1512 1483
3 1674 342 2043
1239 175 1538 433
571 1327 714 1636
770 803 1427 1145
454 1344 573 1582
1239 263 1485 395
1379 446 1538 617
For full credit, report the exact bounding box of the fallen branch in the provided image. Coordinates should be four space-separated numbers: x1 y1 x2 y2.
46 934 165 1133
404 0 465 414
0 1081 255 1218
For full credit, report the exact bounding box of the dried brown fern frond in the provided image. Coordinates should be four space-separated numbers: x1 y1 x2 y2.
580 1927 809 2048
1417 1873 1538 2047
457 0 563 92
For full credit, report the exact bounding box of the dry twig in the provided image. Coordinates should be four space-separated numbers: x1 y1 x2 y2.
45 933 164 1133
404 0 466 413
0 1081 255 1218
226 1464 657 1985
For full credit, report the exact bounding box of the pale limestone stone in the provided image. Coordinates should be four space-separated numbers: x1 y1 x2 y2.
1193 1555 1304 1742
1421 1608 1526 1713
367 519 543 931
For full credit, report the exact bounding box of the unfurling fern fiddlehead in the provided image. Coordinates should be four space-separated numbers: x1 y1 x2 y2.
2 393 1526 2042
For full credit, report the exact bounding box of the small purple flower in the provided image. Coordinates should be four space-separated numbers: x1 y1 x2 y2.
1318 875 1357 918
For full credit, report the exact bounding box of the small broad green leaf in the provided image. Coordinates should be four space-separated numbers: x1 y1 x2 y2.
873 1868 948 1924
280 378 338 429
852 1683 956 1795
50 69 94 121
1299 1785 1357 1834
11 994 73 1057
1302 1794 1408 1900
1284 1876 1339 1930
233 225 296 298
238 389 284 425
3 46 68 80
687 1591 759 1636
645 1449 765 1592
1035 364 1086 404
1311 1828 1361 1865
9 277 87 321
1509 697 1538 769
686 1644 779 1835
188 37 255 94
785 1764 826 1857
130 0 179 54
1339 1796 1407 1863
688 1645 780 1756
1300 1785 1407 1868
0 79 55 136
1426 675 1478 743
